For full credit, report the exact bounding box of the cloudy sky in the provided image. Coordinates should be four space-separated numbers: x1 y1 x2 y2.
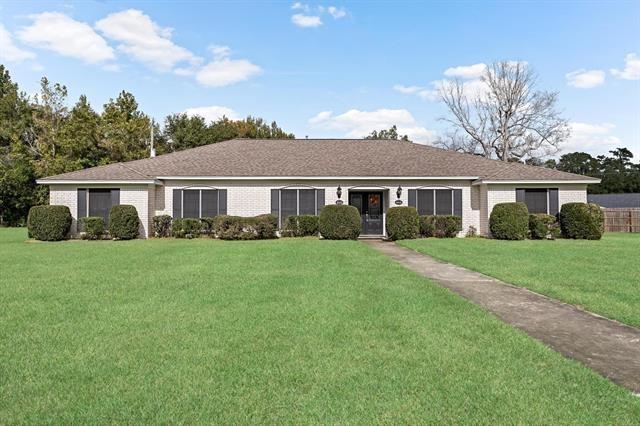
1 1 639 157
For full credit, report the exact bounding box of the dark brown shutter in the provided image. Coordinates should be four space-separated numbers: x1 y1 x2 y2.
549 188 559 216
111 189 120 206
77 189 87 218
453 189 462 217
516 188 526 203
218 189 227 215
172 189 181 218
408 189 417 208
316 189 325 215
271 189 279 226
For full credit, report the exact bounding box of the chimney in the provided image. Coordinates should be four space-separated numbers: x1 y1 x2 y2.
150 119 156 158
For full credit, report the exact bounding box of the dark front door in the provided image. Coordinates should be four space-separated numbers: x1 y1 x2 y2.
349 191 384 235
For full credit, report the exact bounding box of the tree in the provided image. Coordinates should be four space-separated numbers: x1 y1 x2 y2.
438 61 570 161
0 142 36 225
100 91 152 162
556 152 600 176
32 77 69 177
0 65 34 153
365 125 410 141
58 95 103 170
163 113 211 151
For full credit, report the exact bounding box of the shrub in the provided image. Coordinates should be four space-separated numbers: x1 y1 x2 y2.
560 203 604 240
251 214 278 239
213 215 277 240
489 202 529 240
153 215 172 238
172 218 202 238
529 214 560 240
200 217 216 236
283 215 319 237
80 217 105 240
109 205 140 240
419 215 462 238
466 225 478 238
27 205 72 241
318 205 361 240
419 216 436 237
386 207 419 240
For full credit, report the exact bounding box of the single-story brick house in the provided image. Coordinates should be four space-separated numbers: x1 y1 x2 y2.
37 138 600 238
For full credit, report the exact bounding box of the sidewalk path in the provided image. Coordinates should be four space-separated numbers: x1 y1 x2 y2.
365 240 640 394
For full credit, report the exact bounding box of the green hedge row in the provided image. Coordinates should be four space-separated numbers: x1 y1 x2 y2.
318 205 361 240
79 217 105 240
282 215 319 237
27 205 72 241
560 203 604 240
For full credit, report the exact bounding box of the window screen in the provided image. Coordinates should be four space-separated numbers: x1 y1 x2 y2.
435 189 453 215
524 189 548 214
299 189 316 215
201 190 218 217
280 189 298 223
417 189 434 215
182 190 200 218
88 189 114 225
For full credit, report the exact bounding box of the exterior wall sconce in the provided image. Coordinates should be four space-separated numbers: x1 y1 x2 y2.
336 185 344 205
395 186 403 205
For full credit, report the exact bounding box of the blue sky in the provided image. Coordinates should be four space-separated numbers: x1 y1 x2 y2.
1 0 639 158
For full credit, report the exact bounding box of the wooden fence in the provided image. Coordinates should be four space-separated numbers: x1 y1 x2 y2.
603 208 640 233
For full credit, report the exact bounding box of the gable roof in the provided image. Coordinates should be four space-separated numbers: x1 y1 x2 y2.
37 138 599 183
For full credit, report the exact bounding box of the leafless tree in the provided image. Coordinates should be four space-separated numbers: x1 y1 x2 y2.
437 61 570 161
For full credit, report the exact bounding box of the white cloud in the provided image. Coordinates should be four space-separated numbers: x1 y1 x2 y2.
610 53 640 80
291 14 322 27
0 24 35 62
18 12 115 64
291 2 309 12
308 108 436 143
95 9 199 72
443 63 487 79
327 6 347 19
393 84 424 94
195 47 262 87
562 122 621 154
565 69 605 88
183 106 238 122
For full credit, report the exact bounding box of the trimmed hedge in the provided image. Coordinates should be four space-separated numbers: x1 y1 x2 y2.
318 205 361 240
419 215 462 238
489 202 529 240
80 217 105 240
200 217 216 236
153 215 172 238
529 214 560 240
560 203 604 240
282 215 319 237
386 207 419 240
214 214 278 240
27 205 72 241
109 205 140 240
172 218 202 238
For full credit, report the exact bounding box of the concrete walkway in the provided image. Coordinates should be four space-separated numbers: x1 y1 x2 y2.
365 240 640 394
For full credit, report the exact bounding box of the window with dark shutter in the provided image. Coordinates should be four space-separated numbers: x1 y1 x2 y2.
299 189 316 215
88 188 114 225
523 188 548 214
280 189 297 223
435 189 453 215
201 190 218 217
417 189 434 215
182 189 200 218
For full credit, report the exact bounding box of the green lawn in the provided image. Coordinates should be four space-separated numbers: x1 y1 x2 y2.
399 233 640 328
1 229 638 424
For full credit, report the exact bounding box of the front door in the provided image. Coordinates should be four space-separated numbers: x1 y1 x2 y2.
349 191 384 235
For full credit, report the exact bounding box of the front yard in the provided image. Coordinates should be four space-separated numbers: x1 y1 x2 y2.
1 229 639 423
399 233 640 328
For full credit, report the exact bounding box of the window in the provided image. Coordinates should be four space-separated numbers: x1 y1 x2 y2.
77 188 119 227
516 188 559 215
415 189 455 216
172 188 226 218
271 188 325 227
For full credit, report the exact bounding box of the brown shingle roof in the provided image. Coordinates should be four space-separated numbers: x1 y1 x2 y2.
38 139 598 182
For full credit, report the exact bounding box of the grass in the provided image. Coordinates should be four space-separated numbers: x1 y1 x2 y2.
399 233 640 328
1 228 639 424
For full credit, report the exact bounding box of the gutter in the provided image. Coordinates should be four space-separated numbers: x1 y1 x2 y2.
472 179 601 185
36 179 162 185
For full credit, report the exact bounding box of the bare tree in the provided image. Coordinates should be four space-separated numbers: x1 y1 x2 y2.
438 61 570 161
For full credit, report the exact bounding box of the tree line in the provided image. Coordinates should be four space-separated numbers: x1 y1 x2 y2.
0 65 293 225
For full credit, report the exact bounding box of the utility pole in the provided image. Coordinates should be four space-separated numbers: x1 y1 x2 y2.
150 118 156 158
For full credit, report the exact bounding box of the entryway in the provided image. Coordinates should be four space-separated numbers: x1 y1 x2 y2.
349 191 384 235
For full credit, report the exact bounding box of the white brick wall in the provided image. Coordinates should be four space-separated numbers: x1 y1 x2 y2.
48 180 589 239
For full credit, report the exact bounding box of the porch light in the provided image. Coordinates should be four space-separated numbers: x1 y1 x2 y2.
337 185 342 199
396 186 402 199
